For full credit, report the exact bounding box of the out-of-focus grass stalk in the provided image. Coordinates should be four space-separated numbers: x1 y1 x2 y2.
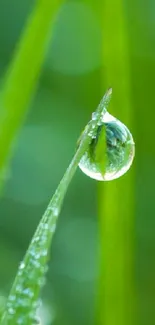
0 0 61 183
98 1 135 325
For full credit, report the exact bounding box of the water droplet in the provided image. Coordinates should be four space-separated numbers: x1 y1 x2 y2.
9 295 16 302
23 288 34 298
41 249 48 257
88 129 94 137
15 285 23 293
31 260 41 268
32 299 42 309
17 315 26 324
92 112 97 120
47 206 59 217
50 224 56 233
8 307 15 315
19 262 25 270
43 223 49 230
33 236 40 243
30 248 37 257
32 316 41 324
35 253 41 259
38 276 46 287
40 234 47 244
79 112 135 181
17 297 30 307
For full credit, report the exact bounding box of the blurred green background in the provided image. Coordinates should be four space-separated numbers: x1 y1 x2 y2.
0 0 154 325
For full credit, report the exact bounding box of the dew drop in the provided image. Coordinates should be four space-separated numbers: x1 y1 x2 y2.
32 316 41 325
15 285 23 293
23 288 34 298
17 315 26 324
31 260 41 268
79 112 135 181
50 224 56 233
8 307 15 315
32 299 42 309
30 248 37 258
43 223 49 230
47 206 59 217
41 249 48 257
29 314 41 325
40 235 47 244
19 262 25 270
38 276 46 287
92 112 97 120
9 295 16 302
35 253 41 260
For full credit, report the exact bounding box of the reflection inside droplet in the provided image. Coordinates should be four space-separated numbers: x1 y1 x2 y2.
79 112 135 181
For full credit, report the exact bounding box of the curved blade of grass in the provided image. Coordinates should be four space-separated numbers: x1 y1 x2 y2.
0 0 61 185
1 89 112 325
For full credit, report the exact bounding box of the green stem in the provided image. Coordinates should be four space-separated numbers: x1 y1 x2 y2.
0 0 61 181
98 1 135 325
1 89 112 325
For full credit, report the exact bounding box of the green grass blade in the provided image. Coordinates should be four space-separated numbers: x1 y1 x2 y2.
98 1 135 325
1 89 112 325
0 0 61 180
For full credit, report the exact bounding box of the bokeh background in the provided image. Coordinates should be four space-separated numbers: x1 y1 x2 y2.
0 0 154 325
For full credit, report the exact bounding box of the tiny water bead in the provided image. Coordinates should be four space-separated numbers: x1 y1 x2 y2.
79 112 135 181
